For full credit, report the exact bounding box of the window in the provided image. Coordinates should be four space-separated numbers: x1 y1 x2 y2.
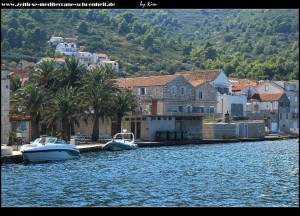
231 104 243 116
279 113 282 120
199 91 204 99
279 101 283 107
295 97 298 103
180 87 186 96
286 113 289 119
265 85 269 92
186 105 192 113
139 87 146 95
285 102 290 107
171 86 177 95
217 87 223 94
210 91 216 100
209 106 215 113
199 107 204 113
179 106 183 112
224 88 229 94
258 124 262 133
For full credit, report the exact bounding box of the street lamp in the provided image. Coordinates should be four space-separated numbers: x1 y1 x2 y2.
18 105 23 113
16 105 23 150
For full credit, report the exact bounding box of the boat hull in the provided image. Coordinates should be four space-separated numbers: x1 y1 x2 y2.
20 144 80 163
102 141 138 151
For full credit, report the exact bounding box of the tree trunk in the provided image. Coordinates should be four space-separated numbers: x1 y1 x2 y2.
35 113 40 138
117 113 123 133
70 119 75 136
62 118 70 141
30 115 37 141
92 114 99 141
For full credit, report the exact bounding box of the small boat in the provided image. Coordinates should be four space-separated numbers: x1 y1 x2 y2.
20 136 80 163
102 132 138 151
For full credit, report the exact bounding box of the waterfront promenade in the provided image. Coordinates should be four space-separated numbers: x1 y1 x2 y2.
1 134 298 164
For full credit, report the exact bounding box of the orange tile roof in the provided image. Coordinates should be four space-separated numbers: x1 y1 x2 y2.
229 78 257 86
232 85 251 91
45 58 65 63
251 93 285 101
180 69 222 82
116 75 180 88
189 80 206 87
95 53 108 58
10 69 31 78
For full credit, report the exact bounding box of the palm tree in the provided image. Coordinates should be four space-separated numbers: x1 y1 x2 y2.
112 90 137 133
11 83 48 140
59 57 86 135
81 66 119 141
43 85 82 141
31 59 57 90
10 77 22 92
61 57 86 87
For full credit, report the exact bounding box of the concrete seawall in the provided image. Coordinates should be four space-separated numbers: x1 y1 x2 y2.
1 135 298 164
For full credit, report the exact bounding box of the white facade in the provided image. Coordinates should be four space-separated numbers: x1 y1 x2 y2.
1 68 11 144
56 43 77 56
212 71 247 117
212 71 232 93
256 80 299 133
49 36 64 46
75 52 94 67
93 53 109 63
235 86 258 98
100 60 119 71
217 94 247 117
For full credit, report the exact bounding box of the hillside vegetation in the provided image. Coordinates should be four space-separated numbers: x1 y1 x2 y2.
1 9 299 81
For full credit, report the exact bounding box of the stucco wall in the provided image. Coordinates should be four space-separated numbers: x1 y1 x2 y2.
203 121 265 139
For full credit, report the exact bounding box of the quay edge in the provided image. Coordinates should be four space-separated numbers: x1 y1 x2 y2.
1 135 298 164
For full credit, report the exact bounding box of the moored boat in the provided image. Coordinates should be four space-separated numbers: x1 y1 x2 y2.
102 132 138 151
20 136 80 163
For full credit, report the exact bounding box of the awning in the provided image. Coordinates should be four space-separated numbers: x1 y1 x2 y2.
9 115 31 121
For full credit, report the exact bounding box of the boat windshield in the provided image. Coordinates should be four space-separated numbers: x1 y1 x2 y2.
47 138 57 143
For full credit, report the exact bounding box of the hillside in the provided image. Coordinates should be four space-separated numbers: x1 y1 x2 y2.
1 9 299 81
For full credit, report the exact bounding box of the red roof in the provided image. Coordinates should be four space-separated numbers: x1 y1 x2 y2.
251 93 285 101
232 85 250 91
95 53 108 58
229 78 257 86
180 69 223 82
189 80 206 87
115 75 180 88
10 69 31 79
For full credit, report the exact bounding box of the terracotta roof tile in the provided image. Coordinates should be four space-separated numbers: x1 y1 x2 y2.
45 58 65 63
229 78 257 86
189 80 206 87
116 75 180 87
180 69 223 82
232 85 251 91
95 53 108 58
251 93 285 101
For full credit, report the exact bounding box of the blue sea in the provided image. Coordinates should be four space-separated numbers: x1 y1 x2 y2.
1 139 298 207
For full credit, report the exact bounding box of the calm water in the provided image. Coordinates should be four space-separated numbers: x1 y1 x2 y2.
1 139 299 207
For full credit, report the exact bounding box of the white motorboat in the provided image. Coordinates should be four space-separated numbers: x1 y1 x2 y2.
102 132 138 151
20 136 80 163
